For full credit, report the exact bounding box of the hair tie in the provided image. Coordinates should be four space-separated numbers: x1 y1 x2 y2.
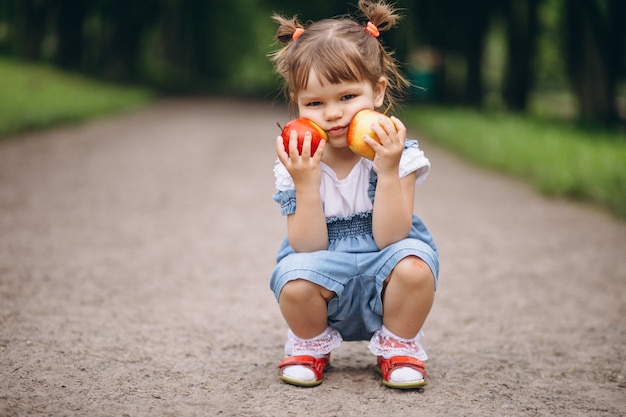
365 22 379 38
292 28 305 41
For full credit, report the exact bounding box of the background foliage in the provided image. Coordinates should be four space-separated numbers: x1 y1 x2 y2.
0 0 624 126
0 1 624 215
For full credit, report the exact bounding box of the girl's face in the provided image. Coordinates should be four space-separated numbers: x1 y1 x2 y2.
295 69 386 151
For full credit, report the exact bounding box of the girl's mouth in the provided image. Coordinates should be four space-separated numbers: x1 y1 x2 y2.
327 126 347 137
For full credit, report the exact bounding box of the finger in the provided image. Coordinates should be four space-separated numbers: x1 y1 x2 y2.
276 135 287 157
377 116 397 135
390 116 406 138
300 131 312 157
362 134 384 152
276 136 291 165
370 121 390 146
312 138 326 161
288 130 300 158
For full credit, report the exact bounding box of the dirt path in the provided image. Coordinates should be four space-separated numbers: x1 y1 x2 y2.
1 99 624 416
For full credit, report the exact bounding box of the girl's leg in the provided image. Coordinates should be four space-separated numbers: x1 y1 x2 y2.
382 256 435 338
277 279 340 386
369 256 435 387
278 278 335 339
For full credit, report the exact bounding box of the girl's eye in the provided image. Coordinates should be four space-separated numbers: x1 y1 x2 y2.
341 94 356 101
306 101 322 107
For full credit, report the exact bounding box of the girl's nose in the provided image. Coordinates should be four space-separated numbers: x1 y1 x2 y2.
324 104 342 121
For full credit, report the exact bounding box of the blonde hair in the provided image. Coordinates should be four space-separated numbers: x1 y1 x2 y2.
270 0 409 111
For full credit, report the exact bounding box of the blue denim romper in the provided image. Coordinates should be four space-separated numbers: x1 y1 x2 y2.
270 140 439 342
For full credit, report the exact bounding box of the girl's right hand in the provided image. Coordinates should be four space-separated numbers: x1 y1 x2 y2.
275 130 326 190
276 130 329 252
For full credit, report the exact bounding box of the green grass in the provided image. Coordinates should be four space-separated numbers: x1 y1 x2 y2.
0 58 154 138
404 106 626 218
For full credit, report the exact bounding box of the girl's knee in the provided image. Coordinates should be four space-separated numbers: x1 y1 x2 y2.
390 256 434 290
280 279 334 303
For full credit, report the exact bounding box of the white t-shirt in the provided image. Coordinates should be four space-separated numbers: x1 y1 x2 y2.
274 139 430 219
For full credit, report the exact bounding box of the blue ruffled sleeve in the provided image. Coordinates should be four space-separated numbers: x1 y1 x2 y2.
273 189 296 216
273 160 296 216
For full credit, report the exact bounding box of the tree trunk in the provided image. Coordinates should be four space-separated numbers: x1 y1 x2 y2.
564 0 623 125
502 0 540 111
104 0 157 80
14 0 49 60
55 0 88 69
464 11 490 107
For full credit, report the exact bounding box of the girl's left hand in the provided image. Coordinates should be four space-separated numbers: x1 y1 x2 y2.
364 115 407 175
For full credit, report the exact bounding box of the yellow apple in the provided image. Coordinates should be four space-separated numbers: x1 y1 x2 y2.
347 109 396 160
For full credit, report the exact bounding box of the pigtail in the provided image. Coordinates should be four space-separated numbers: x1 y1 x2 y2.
358 0 400 33
358 0 409 110
269 14 306 103
272 14 305 44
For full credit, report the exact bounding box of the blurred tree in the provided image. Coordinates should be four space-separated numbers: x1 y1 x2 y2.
13 0 49 60
501 0 541 111
159 0 211 84
54 0 89 69
412 0 498 106
0 0 11 54
462 2 492 107
2 0 623 124
157 0 272 92
97 0 159 80
563 0 625 125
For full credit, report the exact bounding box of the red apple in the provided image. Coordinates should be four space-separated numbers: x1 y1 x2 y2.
280 118 328 155
347 109 397 160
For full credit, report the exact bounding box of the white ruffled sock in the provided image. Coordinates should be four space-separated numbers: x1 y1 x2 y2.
368 325 427 383
282 327 342 382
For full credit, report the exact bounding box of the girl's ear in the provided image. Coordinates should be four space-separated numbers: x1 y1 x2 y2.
374 77 388 108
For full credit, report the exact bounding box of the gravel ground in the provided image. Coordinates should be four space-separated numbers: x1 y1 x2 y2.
1 98 624 416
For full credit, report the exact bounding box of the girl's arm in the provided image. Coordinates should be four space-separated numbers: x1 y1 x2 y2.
372 171 416 248
276 133 328 252
366 116 416 248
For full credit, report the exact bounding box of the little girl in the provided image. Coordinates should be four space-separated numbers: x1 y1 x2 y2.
269 0 439 389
